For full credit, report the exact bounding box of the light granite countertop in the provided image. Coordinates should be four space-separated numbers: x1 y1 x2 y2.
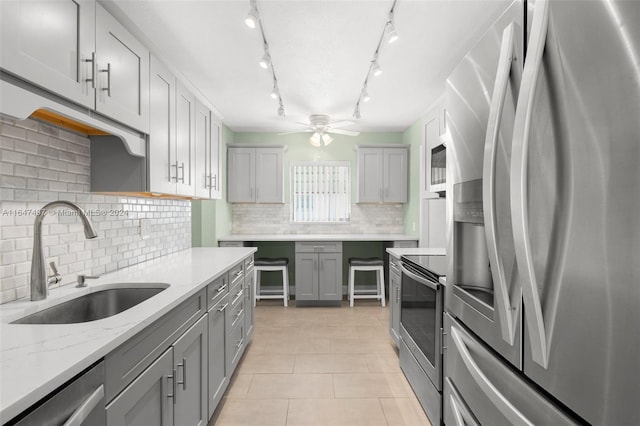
0 247 256 424
219 233 419 242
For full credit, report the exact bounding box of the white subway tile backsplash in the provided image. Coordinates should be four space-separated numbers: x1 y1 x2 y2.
0 115 191 303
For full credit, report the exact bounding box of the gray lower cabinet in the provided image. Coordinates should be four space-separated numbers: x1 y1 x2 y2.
207 295 228 418
295 242 342 304
106 348 173 426
106 315 207 426
173 315 208 426
389 255 401 345
244 258 255 340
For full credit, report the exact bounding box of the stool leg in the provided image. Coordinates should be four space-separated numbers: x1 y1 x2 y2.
379 267 386 307
349 267 355 307
283 267 288 308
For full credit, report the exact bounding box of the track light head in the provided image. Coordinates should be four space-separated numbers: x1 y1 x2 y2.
362 88 371 103
270 85 279 100
277 104 285 117
385 12 399 44
371 59 382 77
353 107 361 119
259 50 271 69
245 5 258 29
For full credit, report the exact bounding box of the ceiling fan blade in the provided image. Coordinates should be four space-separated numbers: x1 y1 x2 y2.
277 130 313 135
327 120 354 129
295 121 313 127
329 128 360 136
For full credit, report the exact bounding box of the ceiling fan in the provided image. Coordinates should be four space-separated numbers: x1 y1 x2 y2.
279 114 360 147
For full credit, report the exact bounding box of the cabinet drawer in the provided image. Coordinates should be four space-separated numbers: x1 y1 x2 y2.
295 241 343 253
244 255 254 273
105 288 206 402
229 262 244 288
226 319 245 375
207 273 229 310
227 284 245 330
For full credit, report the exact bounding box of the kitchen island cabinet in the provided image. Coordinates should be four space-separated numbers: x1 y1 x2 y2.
295 242 343 305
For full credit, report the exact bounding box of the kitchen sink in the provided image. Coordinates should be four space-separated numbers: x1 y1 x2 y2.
11 285 169 324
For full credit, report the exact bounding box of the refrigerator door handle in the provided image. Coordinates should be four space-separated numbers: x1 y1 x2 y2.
450 326 533 426
510 0 551 368
447 378 480 426
482 22 519 346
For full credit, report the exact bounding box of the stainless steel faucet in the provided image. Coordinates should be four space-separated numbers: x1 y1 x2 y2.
30 201 98 301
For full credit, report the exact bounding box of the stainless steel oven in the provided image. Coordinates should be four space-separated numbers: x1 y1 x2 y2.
398 255 445 424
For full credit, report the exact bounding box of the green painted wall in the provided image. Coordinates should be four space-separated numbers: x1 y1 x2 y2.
401 119 424 237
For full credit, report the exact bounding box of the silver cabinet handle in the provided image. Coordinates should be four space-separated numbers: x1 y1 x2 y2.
171 162 179 182
84 52 95 89
99 63 111 97
62 384 104 426
482 22 519 346
396 285 400 303
450 326 531 425
217 302 229 312
235 308 244 319
212 174 218 190
216 284 227 293
177 358 187 390
231 290 243 305
511 0 551 369
178 162 185 183
167 369 177 404
235 338 243 349
205 174 211 189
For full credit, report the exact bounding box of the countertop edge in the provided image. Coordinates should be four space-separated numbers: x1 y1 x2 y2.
218 234 419 242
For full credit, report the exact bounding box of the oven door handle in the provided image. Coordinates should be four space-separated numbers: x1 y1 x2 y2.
399 262 439 291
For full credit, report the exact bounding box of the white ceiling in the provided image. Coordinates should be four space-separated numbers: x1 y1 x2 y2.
106 0 511 133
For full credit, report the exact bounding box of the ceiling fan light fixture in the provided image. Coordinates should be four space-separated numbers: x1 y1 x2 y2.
322 133 334 145
309 132 322 147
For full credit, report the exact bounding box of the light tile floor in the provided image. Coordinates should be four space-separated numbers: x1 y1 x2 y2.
209 300 432 426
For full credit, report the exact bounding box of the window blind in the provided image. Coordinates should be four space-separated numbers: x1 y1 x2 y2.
291 162 350 223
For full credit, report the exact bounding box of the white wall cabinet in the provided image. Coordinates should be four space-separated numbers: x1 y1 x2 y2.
175 81 195 196
356 145 409 203
0 0 96 109
227 146 284 203
194 101 222 199
95 3 149 133
1 1 149 133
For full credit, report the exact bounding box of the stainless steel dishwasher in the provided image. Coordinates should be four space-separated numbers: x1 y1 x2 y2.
8 360 105 426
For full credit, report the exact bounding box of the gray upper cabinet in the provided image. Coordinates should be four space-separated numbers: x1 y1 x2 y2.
356 145 409 203
0 0 96 108
95 3 149 133
227 146 284 203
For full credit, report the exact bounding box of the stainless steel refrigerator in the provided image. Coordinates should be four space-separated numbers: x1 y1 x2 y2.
444 0 640 424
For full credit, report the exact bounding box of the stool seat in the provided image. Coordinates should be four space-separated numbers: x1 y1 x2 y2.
255 257 289 267
348 257 385 307
348 257 384 267
254 257 289 307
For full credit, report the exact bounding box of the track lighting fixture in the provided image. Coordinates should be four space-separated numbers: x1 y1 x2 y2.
245 1 286 117
245 0 258 29
385 11 399 44
352 0 398 118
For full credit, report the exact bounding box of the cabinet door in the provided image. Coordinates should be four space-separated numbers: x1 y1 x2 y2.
173 315 207 426
383 148 408 202
175 81 195 196
318 253 342 301
255 148 284 203
244 268 255 340
208 297 228 418
106 348 173 426
148 56 176 195
194 99 211 198
390 269 401 345
227 147 255 202
0 0 96 108
95 3 149 133
295 253 318 301
357 148 383 202
209 119 222 199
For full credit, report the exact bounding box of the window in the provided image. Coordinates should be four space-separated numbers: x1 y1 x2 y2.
291 161 350 223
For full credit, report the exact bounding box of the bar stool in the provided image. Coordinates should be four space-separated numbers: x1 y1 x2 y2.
253 258 289 307
348 257 385 307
